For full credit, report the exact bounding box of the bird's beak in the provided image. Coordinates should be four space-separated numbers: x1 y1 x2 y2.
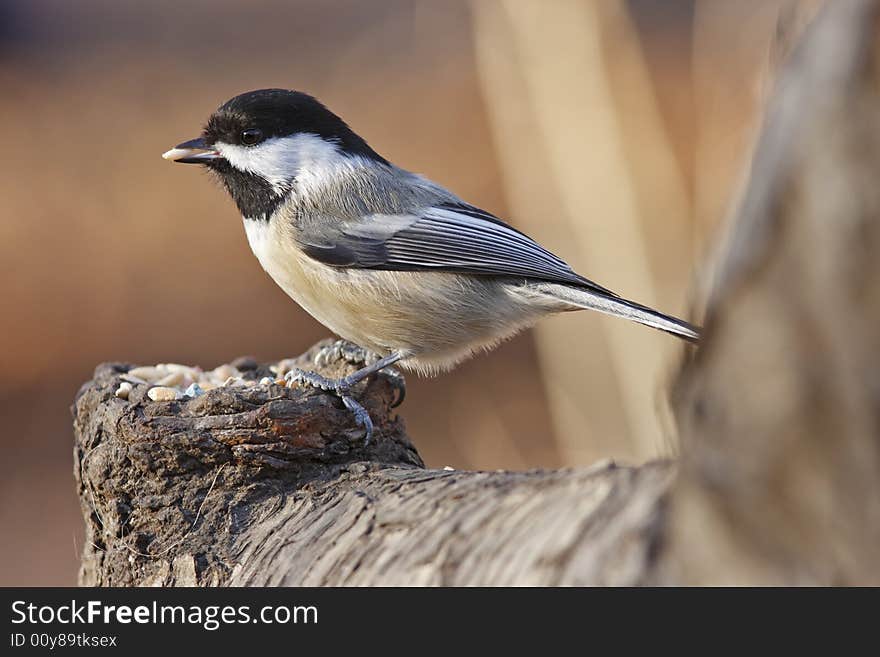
162 137 221 164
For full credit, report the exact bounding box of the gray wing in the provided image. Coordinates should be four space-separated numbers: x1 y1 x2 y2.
298 202 616 295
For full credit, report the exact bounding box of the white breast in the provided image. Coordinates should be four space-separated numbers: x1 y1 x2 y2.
242 217 312 307
241 216 357 340
243 217 274 266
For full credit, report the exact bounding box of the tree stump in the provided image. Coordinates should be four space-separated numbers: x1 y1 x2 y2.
73 343 674 586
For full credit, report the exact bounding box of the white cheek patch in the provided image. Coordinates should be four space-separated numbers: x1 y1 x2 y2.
214 133 345 193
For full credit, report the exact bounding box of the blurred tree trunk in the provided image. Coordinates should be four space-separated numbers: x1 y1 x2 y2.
667 0 880 584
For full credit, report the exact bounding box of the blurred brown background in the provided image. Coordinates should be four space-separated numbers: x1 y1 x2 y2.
0 0 793 585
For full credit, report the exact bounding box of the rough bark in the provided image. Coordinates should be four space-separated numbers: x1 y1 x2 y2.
74 0 880 586
74 343 673 586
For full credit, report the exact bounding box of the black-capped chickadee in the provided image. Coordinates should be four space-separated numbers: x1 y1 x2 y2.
163 89 699 441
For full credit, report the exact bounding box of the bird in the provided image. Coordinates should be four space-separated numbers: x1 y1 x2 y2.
163 88 699 442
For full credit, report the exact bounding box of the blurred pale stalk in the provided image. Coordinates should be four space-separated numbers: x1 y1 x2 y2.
691 1 796 308
597 2 694 312
472 0 689 463
691 1 784 243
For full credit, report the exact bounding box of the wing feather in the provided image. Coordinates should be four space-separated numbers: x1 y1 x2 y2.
298 201 615 295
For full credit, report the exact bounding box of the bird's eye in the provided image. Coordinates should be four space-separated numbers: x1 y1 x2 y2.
240 128 264 145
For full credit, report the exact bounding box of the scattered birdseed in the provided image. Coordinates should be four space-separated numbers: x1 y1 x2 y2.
126 360 280 398
114 382 133 400
270 358 299 377
159 363 196 374
127 366 161 381
183 383 205 398
155 371 185 387
147 386 181 402
211 364 240 382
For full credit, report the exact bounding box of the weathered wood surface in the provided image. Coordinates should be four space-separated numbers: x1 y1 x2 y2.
74 344 674 586
74 0 880 586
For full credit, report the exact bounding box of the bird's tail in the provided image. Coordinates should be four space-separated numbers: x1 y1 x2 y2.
535 282 700 343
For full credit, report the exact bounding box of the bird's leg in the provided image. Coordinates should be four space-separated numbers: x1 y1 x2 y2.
285 351 406 444
313 340 406 407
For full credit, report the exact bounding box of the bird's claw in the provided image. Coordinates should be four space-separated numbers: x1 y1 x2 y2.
341 394 374 442
284 368 375 444
380 367 406 408
314 340 371 368
300 341 407 409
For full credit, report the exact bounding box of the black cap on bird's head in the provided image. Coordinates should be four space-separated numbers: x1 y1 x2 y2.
162 89 387 218
163 89 386 165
